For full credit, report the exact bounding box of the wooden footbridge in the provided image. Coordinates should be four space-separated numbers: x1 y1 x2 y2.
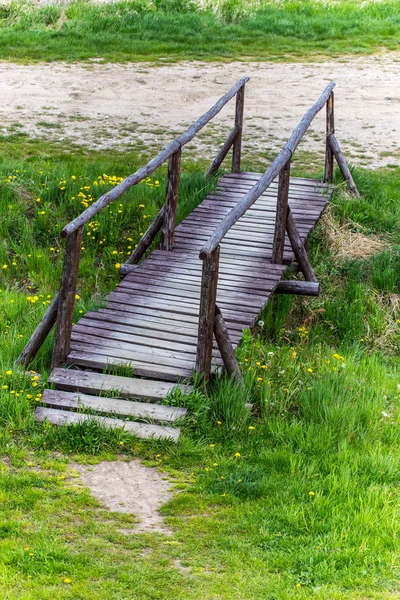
17 78 359 441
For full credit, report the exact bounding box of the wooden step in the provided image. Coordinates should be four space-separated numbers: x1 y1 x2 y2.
48 368 192 400
35 407 180 441
41 389 187 423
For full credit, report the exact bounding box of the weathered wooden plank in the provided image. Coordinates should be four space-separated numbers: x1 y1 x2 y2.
72 323 198 354
35 407 180 441
66 350 192 382
42 388 186 421
98 305 247 334
48 367 190 399
110 285 271 312
69 336 199 366
78 316 199 344
41 389 187 422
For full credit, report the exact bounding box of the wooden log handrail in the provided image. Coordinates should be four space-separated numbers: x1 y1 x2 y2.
61 77 249 238
199 82 336 259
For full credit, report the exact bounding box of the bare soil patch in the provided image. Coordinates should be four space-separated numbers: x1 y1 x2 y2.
73 460 174 535
1 54 400 167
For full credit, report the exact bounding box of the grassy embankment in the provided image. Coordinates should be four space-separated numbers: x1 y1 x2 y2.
0 130 399 598
1 0 400 62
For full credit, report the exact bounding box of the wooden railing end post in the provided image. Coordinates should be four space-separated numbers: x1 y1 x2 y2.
324 91 335 183
51 226 83 369
196 246 220 383
231 84 245 174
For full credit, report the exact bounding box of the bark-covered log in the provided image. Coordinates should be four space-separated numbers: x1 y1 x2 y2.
160 148 181 251
214 305 242 382
126 206 165 265
324 91 335 183
276 281 320 296
232 85 245 174
328 133 360 197
15 292 60 368
207 127 238 177
51 227 83 368
196 246 220 382
286 208 317 283
271 159 290 264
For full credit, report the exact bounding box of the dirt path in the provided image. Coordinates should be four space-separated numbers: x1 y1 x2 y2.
1 54 400 167
73 460 174 535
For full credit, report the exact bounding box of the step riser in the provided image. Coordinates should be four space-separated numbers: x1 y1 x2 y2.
35 407 180 442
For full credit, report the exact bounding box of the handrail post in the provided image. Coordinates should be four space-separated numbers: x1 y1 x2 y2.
51 226 83 368
196 246 220 382
324 91 334 183
271 159 291 264
161 147 181 251
231 84 245 174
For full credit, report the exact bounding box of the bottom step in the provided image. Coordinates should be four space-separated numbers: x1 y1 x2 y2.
41 389 186 423
35 407 180 441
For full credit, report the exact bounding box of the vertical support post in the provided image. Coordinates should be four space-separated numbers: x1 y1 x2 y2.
51 226 83 368
324 91 334 183
160 147 182 251
271 159 291 264
231 84 245 174
196 246 220 383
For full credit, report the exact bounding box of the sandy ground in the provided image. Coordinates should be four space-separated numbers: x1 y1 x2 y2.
1 53 400 168
74 460 173 535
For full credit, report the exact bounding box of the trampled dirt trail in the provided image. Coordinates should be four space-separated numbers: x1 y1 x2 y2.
1 53 400 167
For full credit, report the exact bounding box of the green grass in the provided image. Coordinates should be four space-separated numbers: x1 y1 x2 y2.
0 136 400 598
1 0 400 62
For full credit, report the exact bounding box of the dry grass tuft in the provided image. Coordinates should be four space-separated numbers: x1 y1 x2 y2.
321 209 387 260
366 292 400 353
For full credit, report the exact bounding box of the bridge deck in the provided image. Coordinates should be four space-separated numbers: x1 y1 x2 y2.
66 172 332 382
